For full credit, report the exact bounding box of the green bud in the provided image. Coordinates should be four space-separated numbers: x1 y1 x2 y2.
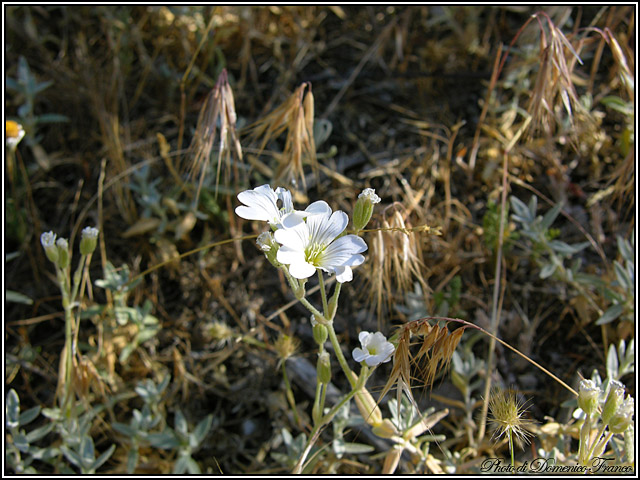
256 232 280 267
312 322 328 346
79 226 99 255
40 231 59 264
317 351 331 385
602 380 625 425
608 396 634 434
577 379 601 417
352 188 380 232
56 238 70 269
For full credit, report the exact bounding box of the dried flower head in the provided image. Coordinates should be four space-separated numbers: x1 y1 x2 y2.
188 68 243 202
379 318 465 407
247 82 316 190
274 333 300 364
488 387 536 449
365 203 429 325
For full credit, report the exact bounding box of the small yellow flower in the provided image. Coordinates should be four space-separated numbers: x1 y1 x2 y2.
488 387 535 448
6 121 25 150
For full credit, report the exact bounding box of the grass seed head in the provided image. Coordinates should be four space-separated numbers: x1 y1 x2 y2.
488 387 535 449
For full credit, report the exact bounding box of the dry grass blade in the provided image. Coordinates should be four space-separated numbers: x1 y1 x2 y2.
378 319 465 409
365 203 429 327
188 68 243 203
245 82 317 190
526 13 585 137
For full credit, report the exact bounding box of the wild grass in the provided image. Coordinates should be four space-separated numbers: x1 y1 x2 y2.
4 5 635 475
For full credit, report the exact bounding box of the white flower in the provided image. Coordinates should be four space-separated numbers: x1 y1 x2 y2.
81 226 99 239
358 188 381 204
352 331 395 367
274 201 367 282
235 184 306 228
40 231 57 249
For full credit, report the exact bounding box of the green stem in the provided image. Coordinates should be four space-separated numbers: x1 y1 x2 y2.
292 381 363 474
282 360 301 427
283 269 326 321
327 323 356 389
327 282 342 321
509 430 515 472
317 270 329 317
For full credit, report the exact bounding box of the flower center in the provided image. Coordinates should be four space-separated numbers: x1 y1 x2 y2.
305 243 326 266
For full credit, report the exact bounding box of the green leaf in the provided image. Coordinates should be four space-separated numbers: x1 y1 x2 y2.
174 409 188 438
61 445 84 469
173 454 189 474
19 406 41 426
7 389 20 429
596 304 624 325
614 261 632 291
119 343 137 364
80 435 96 465
112 422 135 437
606 343 619 380
548 240 589 256
127 448 139 474
6 290 33 305
90 444 116 472
35 113 69 124
26 422 55 443
13 432 30 452
510 196 532 223
186 456 201 474
540 262 557 279
540 202 563 231
341 442 375 454
147 430 180 449
191 414 213 446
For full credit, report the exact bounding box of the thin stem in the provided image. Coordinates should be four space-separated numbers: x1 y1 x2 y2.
317 270 329 317
292 381 362 474
478 150 509 445
326 323 356 389
509 431 515 472
282 360 301 427
327 282 342 321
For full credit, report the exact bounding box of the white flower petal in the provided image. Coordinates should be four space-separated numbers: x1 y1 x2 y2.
305 200 332 216
359 331 371 344
288 260 316 279
321 235 367 267
236 187 280 223
274 222 308 250
352 347 368 363
276 246 305 265
315 210 348 245
335 266 353 283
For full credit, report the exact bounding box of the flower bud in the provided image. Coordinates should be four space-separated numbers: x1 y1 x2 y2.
577 379 601 416
256 231 280 267
56 238 70 269
41 231 59 264
354 386 384 427
317 351 331 385
80 227 99 255
353 188 380 232
372 418 400 439
312 322 328 346
608 396 634 434
602 380 625 425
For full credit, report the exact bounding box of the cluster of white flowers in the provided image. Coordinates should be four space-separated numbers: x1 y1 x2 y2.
235 184 368 283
